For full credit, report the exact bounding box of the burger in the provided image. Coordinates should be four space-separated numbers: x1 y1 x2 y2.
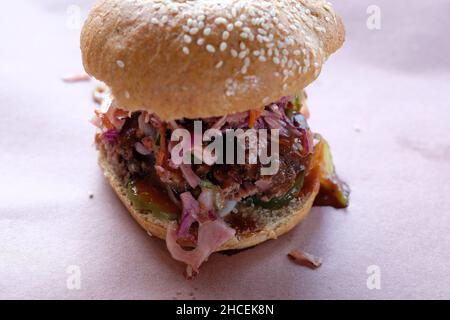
81 0 349 274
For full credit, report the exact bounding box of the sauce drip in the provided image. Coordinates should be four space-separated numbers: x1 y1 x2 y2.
131 178 180 216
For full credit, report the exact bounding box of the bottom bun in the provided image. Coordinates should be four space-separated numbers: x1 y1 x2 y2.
98 150 321 252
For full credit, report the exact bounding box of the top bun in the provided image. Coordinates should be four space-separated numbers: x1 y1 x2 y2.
81 0 345 121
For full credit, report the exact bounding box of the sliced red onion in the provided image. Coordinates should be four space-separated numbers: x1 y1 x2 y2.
276 96 292 109
177 192 200 238
198 189 216 221
101 129 120 144
138 113 155 136
106 107 126 131
301 129 314 156
135 142 152 155
180 164 201 189
269 104 284 118
218 200 238 218
167 219 236 272
90 114 102 129
149 114 163 128
264 116 289 136
262 110 282 119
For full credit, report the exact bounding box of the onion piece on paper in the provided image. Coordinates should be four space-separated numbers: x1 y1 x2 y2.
62 73 91 83
288 250 323 269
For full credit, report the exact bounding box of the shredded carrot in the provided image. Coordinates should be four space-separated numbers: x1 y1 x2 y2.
249 109 264 128
157 124 167 166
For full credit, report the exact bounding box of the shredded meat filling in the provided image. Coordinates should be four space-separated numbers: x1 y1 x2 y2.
97 101 312 204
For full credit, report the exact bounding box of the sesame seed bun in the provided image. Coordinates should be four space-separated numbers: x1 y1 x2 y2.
81 0 345 121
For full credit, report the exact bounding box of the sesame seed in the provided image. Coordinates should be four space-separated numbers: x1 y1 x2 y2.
273 57 281 64
240 42 247 50
235 21 243 28
151 18 159 25
231 49 238 58
240 32 248 39
206 44 216 53
239 51 247 59
204 28 212 36
124 91 130 99
161 16 168 24
220 42 228 52
183 35 192 43
189 28 199 35
215 17 227 25
182 47 190 55
253 50 261 56
116 60 125 68
198 15 206 21
222 31 230 40
227 24 234 31
259 56 267 62
215 61 224 69
197 38 205 46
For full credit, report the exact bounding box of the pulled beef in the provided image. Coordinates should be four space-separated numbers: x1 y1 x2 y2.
97 109 311 203
209 135 308 201
99 114 154 181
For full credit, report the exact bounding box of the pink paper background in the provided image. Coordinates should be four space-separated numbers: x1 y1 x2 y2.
1 0 449 300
